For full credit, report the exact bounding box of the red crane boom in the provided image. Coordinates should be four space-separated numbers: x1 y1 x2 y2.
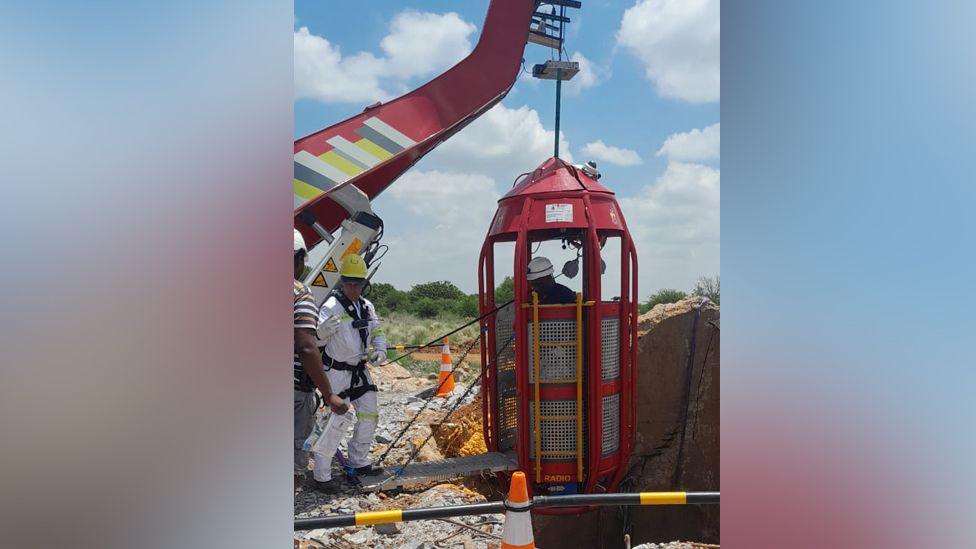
294 0 539 249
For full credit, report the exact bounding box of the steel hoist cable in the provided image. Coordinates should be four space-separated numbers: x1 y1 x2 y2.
374 300 515 465
382 299 514 368
376 335 481 465
376 331 516 485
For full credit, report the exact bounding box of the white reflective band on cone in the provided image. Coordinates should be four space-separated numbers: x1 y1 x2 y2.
501 499 535 548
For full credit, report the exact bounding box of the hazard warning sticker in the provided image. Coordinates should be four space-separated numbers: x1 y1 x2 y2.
545 203 573 223
341 238 363 259
312 273 328 288
324 258 338 273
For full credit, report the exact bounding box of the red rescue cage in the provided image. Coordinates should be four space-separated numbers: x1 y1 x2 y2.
478 158 638 513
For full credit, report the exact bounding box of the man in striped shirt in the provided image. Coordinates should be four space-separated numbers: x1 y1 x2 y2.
294 229 347 490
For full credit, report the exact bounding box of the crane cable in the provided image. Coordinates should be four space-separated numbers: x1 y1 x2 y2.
375 335 481 465
373 299 515 465
374 331 515 485
378 298 513 368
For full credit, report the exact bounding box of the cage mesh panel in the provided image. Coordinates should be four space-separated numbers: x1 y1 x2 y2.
529 400 587 461
495 311 517 451
601 317 620 382
527 320 579 383
601 393 620 456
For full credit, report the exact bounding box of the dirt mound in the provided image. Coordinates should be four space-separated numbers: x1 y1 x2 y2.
434 393 487 458
637 297 717 333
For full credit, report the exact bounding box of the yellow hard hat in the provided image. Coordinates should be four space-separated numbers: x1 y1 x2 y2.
339 254 368 279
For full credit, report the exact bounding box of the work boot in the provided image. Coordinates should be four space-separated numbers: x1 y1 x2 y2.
311 478 340 494
353 464 376 477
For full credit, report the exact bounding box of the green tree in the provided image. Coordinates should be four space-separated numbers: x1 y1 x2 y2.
411 296 440 319
409 281 465 302
367 282 406 315
451 294 480 318
692 275 720 305
494 276 515 304
640 288 688 314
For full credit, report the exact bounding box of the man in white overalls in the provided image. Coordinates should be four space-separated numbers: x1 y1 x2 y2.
313 253 387 490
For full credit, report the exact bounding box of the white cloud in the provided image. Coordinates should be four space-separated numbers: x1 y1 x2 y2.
657 123 720 162
294 11 475 104
616 0 720 103
386 170 498 225
373 170 501 292
616 123 721 293
380 11 475 79
420 102 573 185
294 27 388 104
581 140 643 166
564 52 604 94
618 161 720 292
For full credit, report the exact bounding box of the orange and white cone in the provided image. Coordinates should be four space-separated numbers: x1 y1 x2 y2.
501 471 535 549
435 337 455 397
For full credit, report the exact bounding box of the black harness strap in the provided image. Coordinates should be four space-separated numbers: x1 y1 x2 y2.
333 290 370 352
323 356 377 401
324 289 377 401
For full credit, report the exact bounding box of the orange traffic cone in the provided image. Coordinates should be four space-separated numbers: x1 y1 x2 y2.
501 471 535 549
435 337 455 397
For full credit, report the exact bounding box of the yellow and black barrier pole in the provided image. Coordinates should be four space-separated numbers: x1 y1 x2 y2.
532 491 720 508
296 501 506 530
294 491 719 531
390 343 443 351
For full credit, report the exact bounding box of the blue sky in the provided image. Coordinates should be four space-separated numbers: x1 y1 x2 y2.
295 0 720 296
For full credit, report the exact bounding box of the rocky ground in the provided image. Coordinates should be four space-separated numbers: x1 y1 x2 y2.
295 484 505 549
294 359 503 548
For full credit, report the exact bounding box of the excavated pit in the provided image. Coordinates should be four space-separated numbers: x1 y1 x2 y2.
533 296 720 548
433 393 488 458
412 297 720 547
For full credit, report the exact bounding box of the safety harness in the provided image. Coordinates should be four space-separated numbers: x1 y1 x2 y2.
322 289 377 402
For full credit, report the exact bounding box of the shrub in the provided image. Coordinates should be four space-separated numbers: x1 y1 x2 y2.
382 311 480 347
411 296 440 319
494 276 515 304
692 275 720 305
409 281 466 302
451 294 480 318
368 282 406 315
645 288 688 311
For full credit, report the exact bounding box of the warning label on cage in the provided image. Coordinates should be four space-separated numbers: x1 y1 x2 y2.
545 203 573 223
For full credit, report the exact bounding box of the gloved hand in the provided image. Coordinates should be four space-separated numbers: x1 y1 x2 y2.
317 316 341 343
370 335 388 364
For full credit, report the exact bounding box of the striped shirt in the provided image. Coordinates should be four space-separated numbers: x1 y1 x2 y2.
294 280 318 388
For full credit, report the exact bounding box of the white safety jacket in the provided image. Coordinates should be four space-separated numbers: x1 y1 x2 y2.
317 294 386 364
